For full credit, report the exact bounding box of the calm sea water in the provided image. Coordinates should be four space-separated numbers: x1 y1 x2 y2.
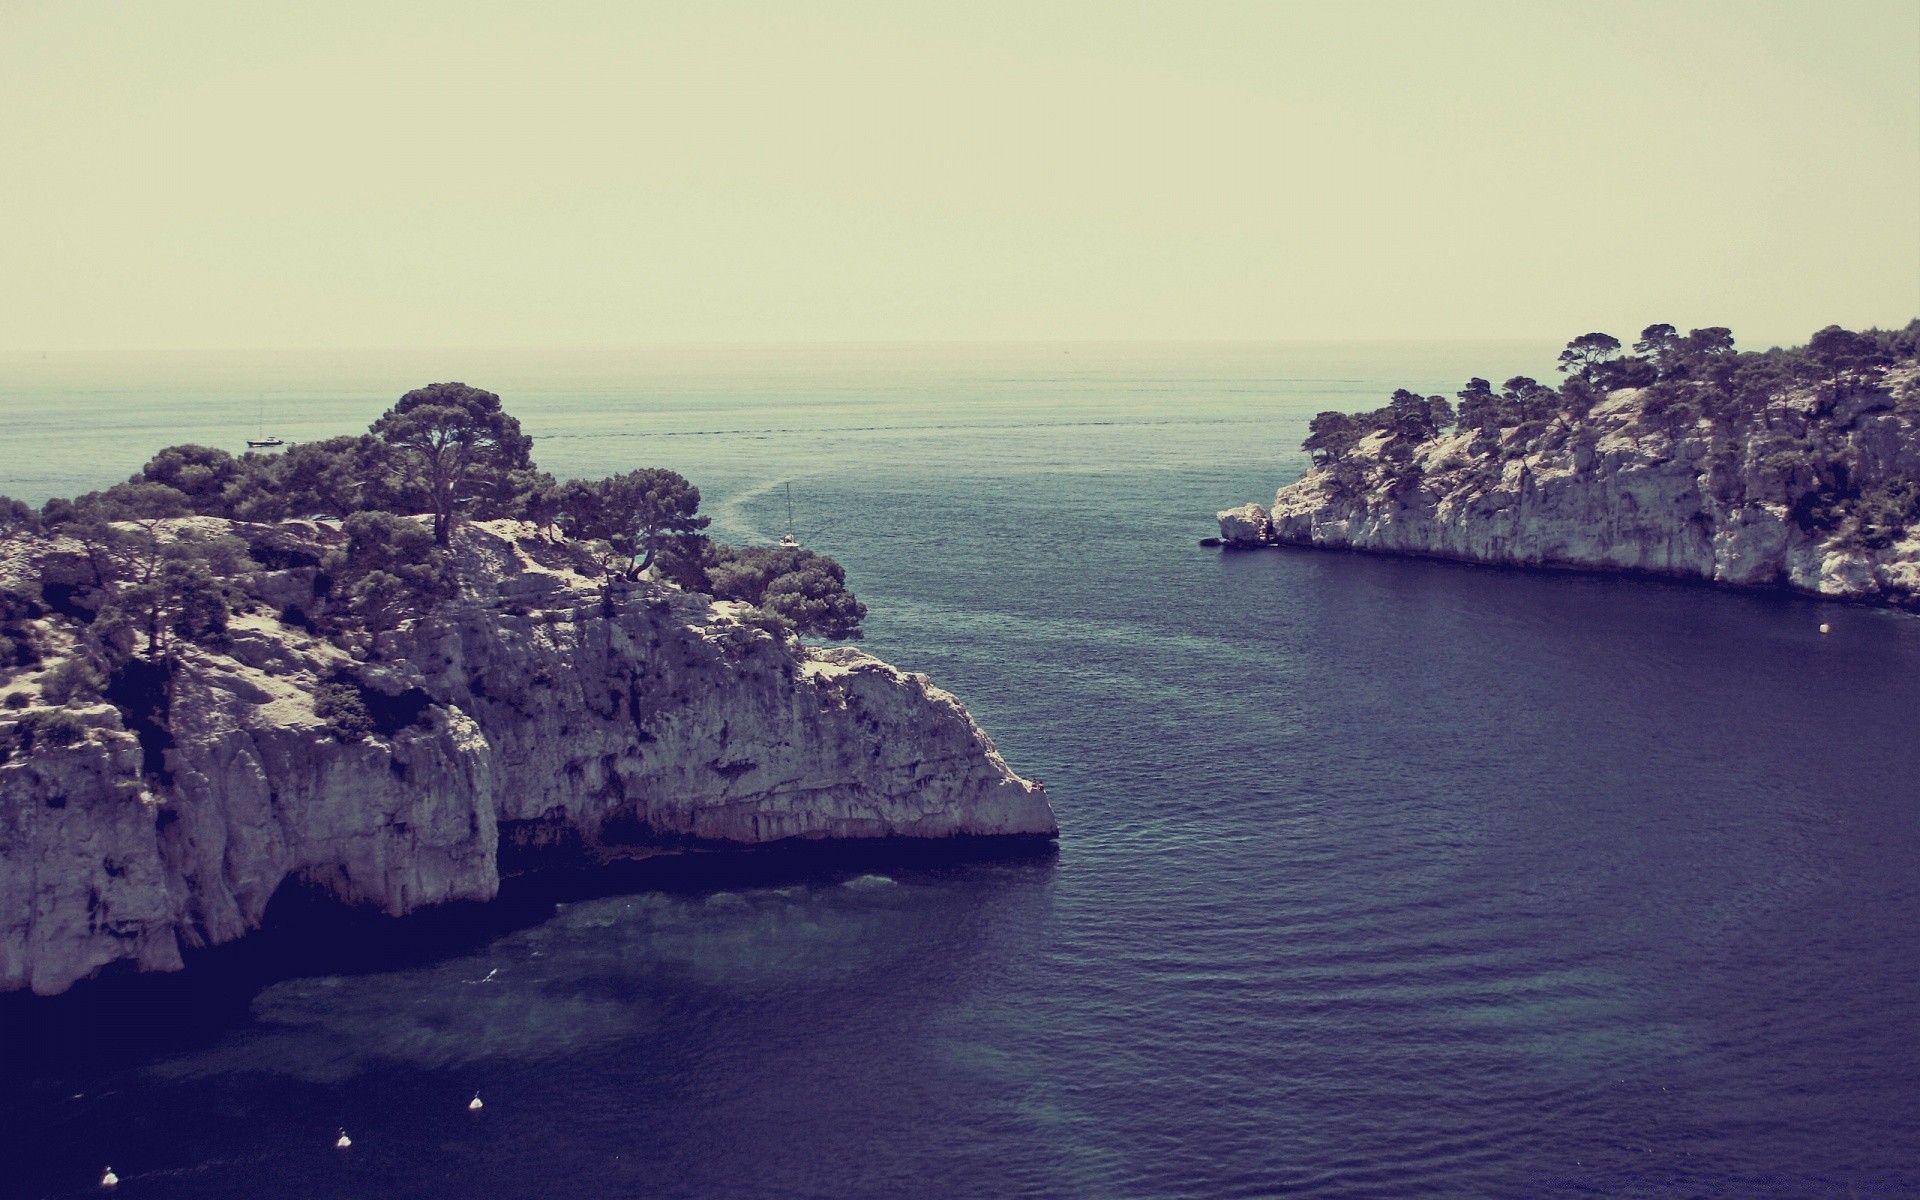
2 344 1917 1199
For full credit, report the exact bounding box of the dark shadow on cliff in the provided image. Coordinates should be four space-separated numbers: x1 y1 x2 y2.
0 834 1057 1079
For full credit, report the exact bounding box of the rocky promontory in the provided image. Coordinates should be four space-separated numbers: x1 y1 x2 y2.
0 521 1052 997
1218 323 1920 608
1 384 1055 997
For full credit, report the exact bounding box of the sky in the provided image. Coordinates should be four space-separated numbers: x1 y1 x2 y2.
1 0 1916 352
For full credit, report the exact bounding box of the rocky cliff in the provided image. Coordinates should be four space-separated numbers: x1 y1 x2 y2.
1219 361 1920 608
0 520 1053 996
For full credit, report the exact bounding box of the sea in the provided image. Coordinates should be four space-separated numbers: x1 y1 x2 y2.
1 343 1916 1199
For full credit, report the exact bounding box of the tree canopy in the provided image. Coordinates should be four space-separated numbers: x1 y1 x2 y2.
702 545 867 640
1293 319 1920 552
556 468 710 577
229 435 420 522
370 383 532 545
136 445 242 515
323 511 454 632
10 382 869 657
1303 320 1920 468
1556 332 1623 382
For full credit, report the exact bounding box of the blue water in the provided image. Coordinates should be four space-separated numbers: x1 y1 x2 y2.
2 344 1918 1198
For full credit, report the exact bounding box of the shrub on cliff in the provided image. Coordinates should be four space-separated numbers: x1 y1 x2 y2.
0 496 38 536
313 671 374 741
703 545 866 640
31 489 244 664
133 445 243 516
0 709 89 761
517 470 564 540
44 481 195 532
1 585 45 672
93 556 233 663
311 668 433 740
39 654 107 706
321 511 454 632
1833 482 1920 551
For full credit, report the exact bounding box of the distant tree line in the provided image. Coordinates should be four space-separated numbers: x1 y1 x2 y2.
1307 321 1919 464
0 382 864 712
1299 320 1920 549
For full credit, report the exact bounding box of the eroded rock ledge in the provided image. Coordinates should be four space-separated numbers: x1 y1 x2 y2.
0 521 1053 995
1218 366 1920 608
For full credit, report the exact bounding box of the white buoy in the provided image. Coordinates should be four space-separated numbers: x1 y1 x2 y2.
469 1092 484 1112
335 1129 352 1150
100 1166 119 1189
1819 623 1831 634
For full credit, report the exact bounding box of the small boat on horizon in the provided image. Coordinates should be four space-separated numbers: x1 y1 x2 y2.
780 482 800 547
246 392 285 449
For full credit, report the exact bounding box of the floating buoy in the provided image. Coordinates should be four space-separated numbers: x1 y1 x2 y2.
100 1166 119 1189
469 1092 484 1112
1819 623 1831 634
335 1129 352 1150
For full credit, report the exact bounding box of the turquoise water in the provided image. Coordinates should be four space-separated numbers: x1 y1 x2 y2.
2 343 1918 1198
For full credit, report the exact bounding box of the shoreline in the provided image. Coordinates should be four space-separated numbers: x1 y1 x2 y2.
1205 534 1920 615
0 831 1059 1071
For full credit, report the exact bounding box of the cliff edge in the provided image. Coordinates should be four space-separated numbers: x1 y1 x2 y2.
0 519 1053 996
1218 327 1920 608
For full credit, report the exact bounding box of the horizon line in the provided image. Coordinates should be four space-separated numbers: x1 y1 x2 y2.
0 332 1845 358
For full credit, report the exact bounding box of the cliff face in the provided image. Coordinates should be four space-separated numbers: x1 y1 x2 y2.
0 521 1052 996
1220 366 1920 608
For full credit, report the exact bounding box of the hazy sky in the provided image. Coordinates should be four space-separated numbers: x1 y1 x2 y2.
2 1 1915 351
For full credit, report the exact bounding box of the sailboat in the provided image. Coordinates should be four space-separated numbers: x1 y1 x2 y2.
779 482 800 547
247 392 284 448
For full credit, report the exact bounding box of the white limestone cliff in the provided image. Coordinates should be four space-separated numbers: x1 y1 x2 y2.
0 521 1053 996
1214 503 1273 547
1225 367 1920 608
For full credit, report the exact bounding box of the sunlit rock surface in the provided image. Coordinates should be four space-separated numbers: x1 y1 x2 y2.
1214 503 1273 547
1224 367 1920 608
0 521 1053 995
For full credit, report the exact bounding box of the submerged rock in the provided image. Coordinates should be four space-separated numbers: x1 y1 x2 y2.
0 520 1053 996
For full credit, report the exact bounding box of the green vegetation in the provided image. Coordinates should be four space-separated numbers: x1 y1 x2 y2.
37 655 106 706
0 497 38 536
323 511 455 633
312 670 375 742
1 585 43 670
0 382 866 731
369 383 534 546
1301 320 1920 545
0 708 89 761
698 544 868 640
556 468 710 578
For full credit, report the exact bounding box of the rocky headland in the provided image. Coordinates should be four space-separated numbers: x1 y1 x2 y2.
0 385 1052 997
0 518 1052 996
1218 323 1920 608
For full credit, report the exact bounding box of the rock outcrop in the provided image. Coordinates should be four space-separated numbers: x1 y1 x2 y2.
1214 503 1273 547
1223 365 1920 608
0 521 1053 995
